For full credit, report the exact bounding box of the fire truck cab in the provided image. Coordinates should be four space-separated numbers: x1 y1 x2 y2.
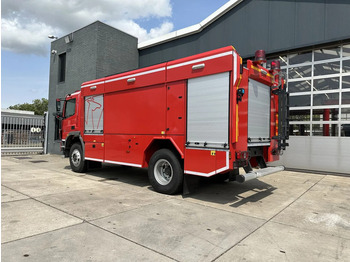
56 46 289 194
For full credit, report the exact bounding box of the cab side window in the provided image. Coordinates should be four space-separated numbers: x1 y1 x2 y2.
64 99 76 118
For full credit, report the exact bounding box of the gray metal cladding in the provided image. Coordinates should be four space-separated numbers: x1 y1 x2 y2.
139 0 350 67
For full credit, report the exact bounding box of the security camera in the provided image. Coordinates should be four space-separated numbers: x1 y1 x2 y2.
51 50 57 54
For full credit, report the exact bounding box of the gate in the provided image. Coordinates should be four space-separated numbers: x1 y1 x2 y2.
1 110 47 154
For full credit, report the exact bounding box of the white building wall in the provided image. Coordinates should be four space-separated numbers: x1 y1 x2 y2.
274 136 350 174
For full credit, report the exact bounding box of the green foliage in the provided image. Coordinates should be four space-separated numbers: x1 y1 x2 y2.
8 98 48 115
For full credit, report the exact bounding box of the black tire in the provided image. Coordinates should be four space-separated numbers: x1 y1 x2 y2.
148 149 183 195
69 143 88 173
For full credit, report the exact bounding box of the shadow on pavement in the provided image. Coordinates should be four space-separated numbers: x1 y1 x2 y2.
64 161 276 205
65 163 150 188
184 176 276 207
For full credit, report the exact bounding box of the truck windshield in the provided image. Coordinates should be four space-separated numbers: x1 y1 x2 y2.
64 99 76 118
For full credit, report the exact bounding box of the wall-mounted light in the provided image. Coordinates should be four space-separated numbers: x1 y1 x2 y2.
48 35 58 40
51 50 57 55
64 33 73 44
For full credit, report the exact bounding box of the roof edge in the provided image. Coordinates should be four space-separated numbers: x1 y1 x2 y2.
138 0 243 50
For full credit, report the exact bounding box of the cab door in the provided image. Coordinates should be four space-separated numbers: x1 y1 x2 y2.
62 98 77 138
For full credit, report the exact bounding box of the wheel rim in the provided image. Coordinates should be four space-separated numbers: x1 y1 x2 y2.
154 159 173 186
71 149 81 167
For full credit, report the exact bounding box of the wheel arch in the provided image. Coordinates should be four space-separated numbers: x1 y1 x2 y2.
64 131 84 158
143 138 183 168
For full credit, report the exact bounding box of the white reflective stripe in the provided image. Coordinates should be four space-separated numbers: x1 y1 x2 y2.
184 151 230 177
167 51 233 70
248 142 271 147
71 91 80 96
105 160 142 168
82 81 105 88
85 157 104 162
184 170 216 177
81 52 233 89
233 52 237 84
105 67 166 84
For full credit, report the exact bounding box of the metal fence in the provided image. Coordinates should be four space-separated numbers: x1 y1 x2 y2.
1 112 47 154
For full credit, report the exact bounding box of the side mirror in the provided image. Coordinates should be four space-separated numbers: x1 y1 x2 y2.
53 112 63 119
56 99 61 113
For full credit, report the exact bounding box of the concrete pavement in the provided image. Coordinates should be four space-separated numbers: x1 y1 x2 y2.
1 154 350 261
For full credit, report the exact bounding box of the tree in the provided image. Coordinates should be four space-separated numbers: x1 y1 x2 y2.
8 98 48 115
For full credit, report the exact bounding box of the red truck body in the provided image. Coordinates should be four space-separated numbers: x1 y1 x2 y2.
58 46 289 194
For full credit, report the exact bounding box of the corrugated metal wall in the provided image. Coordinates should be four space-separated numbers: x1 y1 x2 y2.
139 0 350 67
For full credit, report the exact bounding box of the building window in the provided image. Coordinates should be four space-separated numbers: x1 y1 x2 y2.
312 108 338 121
289 124 310 136
313 78 339 91
341 124 350 136
313 93 339 106
314 46 340 61
314 61 340 76
278 43 350 137
290 109 311 121
312 124 339 136
288 81 312 93
289 51 312 65
290 95 311 107
58 53 66 83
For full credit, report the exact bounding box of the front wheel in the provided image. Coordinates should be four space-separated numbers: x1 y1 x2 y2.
69 143 87 173
148 149 183 195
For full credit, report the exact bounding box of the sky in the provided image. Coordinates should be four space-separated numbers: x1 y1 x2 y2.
1 0 229 109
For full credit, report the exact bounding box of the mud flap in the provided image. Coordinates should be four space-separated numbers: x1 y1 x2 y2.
182 174 201 195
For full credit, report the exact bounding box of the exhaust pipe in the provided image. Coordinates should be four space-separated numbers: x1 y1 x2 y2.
236 166 285 183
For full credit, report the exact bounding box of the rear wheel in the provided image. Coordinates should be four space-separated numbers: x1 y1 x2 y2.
69 143 87 173
148 149 183 194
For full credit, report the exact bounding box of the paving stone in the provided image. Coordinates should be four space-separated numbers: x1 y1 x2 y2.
2 199 82 243
1 223 172 262
216 221 350 262
1 186 29 203
93 198 264 262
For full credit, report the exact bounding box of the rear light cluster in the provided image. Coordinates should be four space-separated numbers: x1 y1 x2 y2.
236 151 250 160
233 151 250 168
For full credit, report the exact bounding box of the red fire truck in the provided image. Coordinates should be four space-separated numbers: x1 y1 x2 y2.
56 46 289 194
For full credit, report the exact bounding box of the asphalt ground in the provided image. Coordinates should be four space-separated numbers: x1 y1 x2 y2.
1 154 350 261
